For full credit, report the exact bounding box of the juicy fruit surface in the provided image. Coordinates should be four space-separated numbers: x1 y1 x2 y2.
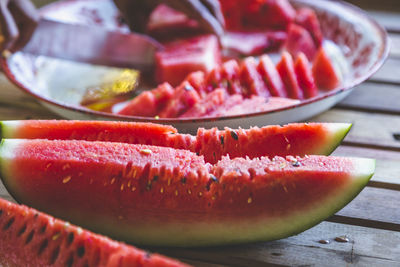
0 120 352 164
0 198 188 267
0 139 374 246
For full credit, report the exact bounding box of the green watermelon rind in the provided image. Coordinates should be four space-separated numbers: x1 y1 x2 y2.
318 122 352 155
0 139 374 247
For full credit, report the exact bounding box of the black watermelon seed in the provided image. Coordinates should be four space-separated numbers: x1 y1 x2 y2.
181 177 187 184
220 135 224 145
25 230 35 244
77 246 85 258
210 174 219 183
3 217 15 231
38 239 48 256
230 130 238 140
153 176 158 182
49 247 60 265
184 85 194 91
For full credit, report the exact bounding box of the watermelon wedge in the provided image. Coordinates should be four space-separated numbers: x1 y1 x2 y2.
0 120 352 163
0 197 188 267
0 139 375 246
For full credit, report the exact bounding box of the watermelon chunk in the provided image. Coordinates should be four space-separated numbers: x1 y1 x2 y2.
180 89 227 118
312 47 341 90
284 23 317 60
183 71 207 96
155 34 221 86
257 55 287 97
118 83 174 117
222 31 287 56
0 139 375 246
206 60 242 95
295 53 318 99
0 197 187 266
277 51 304 99
295 7 323 47
239 57 270 98
159 81 201 118
147 4 200 40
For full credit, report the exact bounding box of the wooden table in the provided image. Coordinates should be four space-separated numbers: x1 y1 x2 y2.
0 1 399 266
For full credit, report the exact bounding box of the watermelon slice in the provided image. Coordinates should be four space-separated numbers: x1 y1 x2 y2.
284 23 317 60
0 139 375 246
0 197 188 266
155 34 221 86
239 57 270 98
206 60 242 95
180 89 227 118
159 81 201 118
295 7 323 47
147 4 201 40
312 47 341 90
277 51 304 99
295 53 318 99
222 31 287 56
0 120 352 164
257 55 287 97
118 83 174 116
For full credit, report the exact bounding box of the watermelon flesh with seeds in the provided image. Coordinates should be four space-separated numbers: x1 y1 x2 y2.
0 198 188 267
0 139 375 247
0 120 352 164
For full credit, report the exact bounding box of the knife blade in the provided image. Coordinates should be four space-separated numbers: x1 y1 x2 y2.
21 19 163 71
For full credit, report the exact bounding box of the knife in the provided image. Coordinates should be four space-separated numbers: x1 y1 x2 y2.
21 19 164 71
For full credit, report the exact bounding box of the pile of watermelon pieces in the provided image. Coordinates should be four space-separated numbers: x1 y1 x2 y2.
113 0 341 118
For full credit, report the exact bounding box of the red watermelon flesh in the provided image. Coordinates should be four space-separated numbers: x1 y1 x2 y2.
258 55 287 97
147 4 200 40
0 197 188 266
295 53 318 99
183 71 207 96
180 89 227 118
277 51 304 99
0 139 375 246
312 47 341 90
159 82 201 118
0 120 352 164
222 31 287 56
239 57 270 98
206 60 242 95
295 8 323 47
155 34 221 87
118 83 174 117
284 23 317 60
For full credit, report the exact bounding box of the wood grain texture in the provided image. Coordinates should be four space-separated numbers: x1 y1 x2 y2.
157 222 400 267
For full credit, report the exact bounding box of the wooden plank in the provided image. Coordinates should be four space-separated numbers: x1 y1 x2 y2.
335 187 400 230
156 222 400 267
389 34 400 58
337 82 400 114
370 58 400 84
312 109 400 150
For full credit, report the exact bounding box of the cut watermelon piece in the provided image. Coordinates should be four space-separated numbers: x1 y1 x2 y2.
147 4 200 40
0 139 375 246
155 34 221 86
118 83 174 117
180 89 227 118
159 81 201 118
277 51 304 99
295 7 323 47
0 197 188 266
284 23 317 60
183 71 207 96
0 120 352 164
222 31 287 56
239 57 270 98
240 0 295 30
258 55 287 97
312 47 341 90
206 60 242 95
295 53 318 99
